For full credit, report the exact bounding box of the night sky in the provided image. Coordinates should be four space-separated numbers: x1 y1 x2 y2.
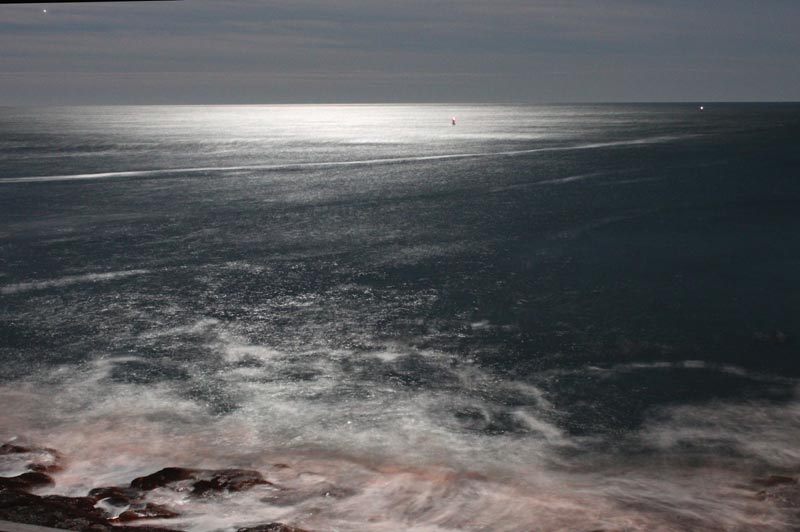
1 0 799 104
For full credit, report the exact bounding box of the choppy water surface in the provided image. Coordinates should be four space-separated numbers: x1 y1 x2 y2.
1 104 800 531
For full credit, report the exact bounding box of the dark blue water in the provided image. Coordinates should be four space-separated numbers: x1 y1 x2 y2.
1 104 799 531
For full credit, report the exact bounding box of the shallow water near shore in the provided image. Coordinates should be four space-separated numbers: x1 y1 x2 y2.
2 104 800 531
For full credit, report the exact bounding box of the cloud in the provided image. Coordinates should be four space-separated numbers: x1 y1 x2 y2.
0 0 798 103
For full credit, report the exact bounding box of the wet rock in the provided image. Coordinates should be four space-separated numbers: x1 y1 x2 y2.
1 444 280 530
0 443 186 531
29 449 65 473
118 503 180 522
0 489 108 529
0 471 54 490
192 469 271 495
0 442 64 474
0 489 184 532
131 467 270 495
94 495 132 520
131 467 200 490
0 443 31 454
237 524 314 532
28 462 61 474
88 485 142 504
89 486 179 522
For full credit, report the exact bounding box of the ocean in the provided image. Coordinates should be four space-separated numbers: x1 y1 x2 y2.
1 103 799 531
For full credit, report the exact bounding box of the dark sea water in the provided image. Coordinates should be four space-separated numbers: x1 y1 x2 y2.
1 104 800 531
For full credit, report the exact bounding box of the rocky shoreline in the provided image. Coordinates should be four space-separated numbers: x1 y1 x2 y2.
2 442 800 531
0 443 311 532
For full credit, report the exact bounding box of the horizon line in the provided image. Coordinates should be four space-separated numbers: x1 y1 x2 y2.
1 100 799 108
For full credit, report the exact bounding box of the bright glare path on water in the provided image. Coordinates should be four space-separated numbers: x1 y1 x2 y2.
1 104 800 531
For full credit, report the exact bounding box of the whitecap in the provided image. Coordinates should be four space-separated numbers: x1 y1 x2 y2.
1 269 151 295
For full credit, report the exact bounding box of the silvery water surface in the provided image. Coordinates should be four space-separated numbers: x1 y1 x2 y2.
1 104 800 531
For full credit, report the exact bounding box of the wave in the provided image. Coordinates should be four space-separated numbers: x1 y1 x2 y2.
491 171 607 193
0 136 685 184
1 319 798 530
594 359 784 380
642 399 800 469
0 269 150 295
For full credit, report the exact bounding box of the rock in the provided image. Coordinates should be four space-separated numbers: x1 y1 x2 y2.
89 486 179 522
0 442 64 474
0 489 108 529
87 485 141 503
118 503 180 522
0 489 184 532
94 496 132 520
192 469 270 495
131 467 270 495
28 462 61 474
0 443 187 531
131 467 199 490
29 448 65 474
0 443 31 454
0 471 54 490
1 444 281 530
237 524 314 532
